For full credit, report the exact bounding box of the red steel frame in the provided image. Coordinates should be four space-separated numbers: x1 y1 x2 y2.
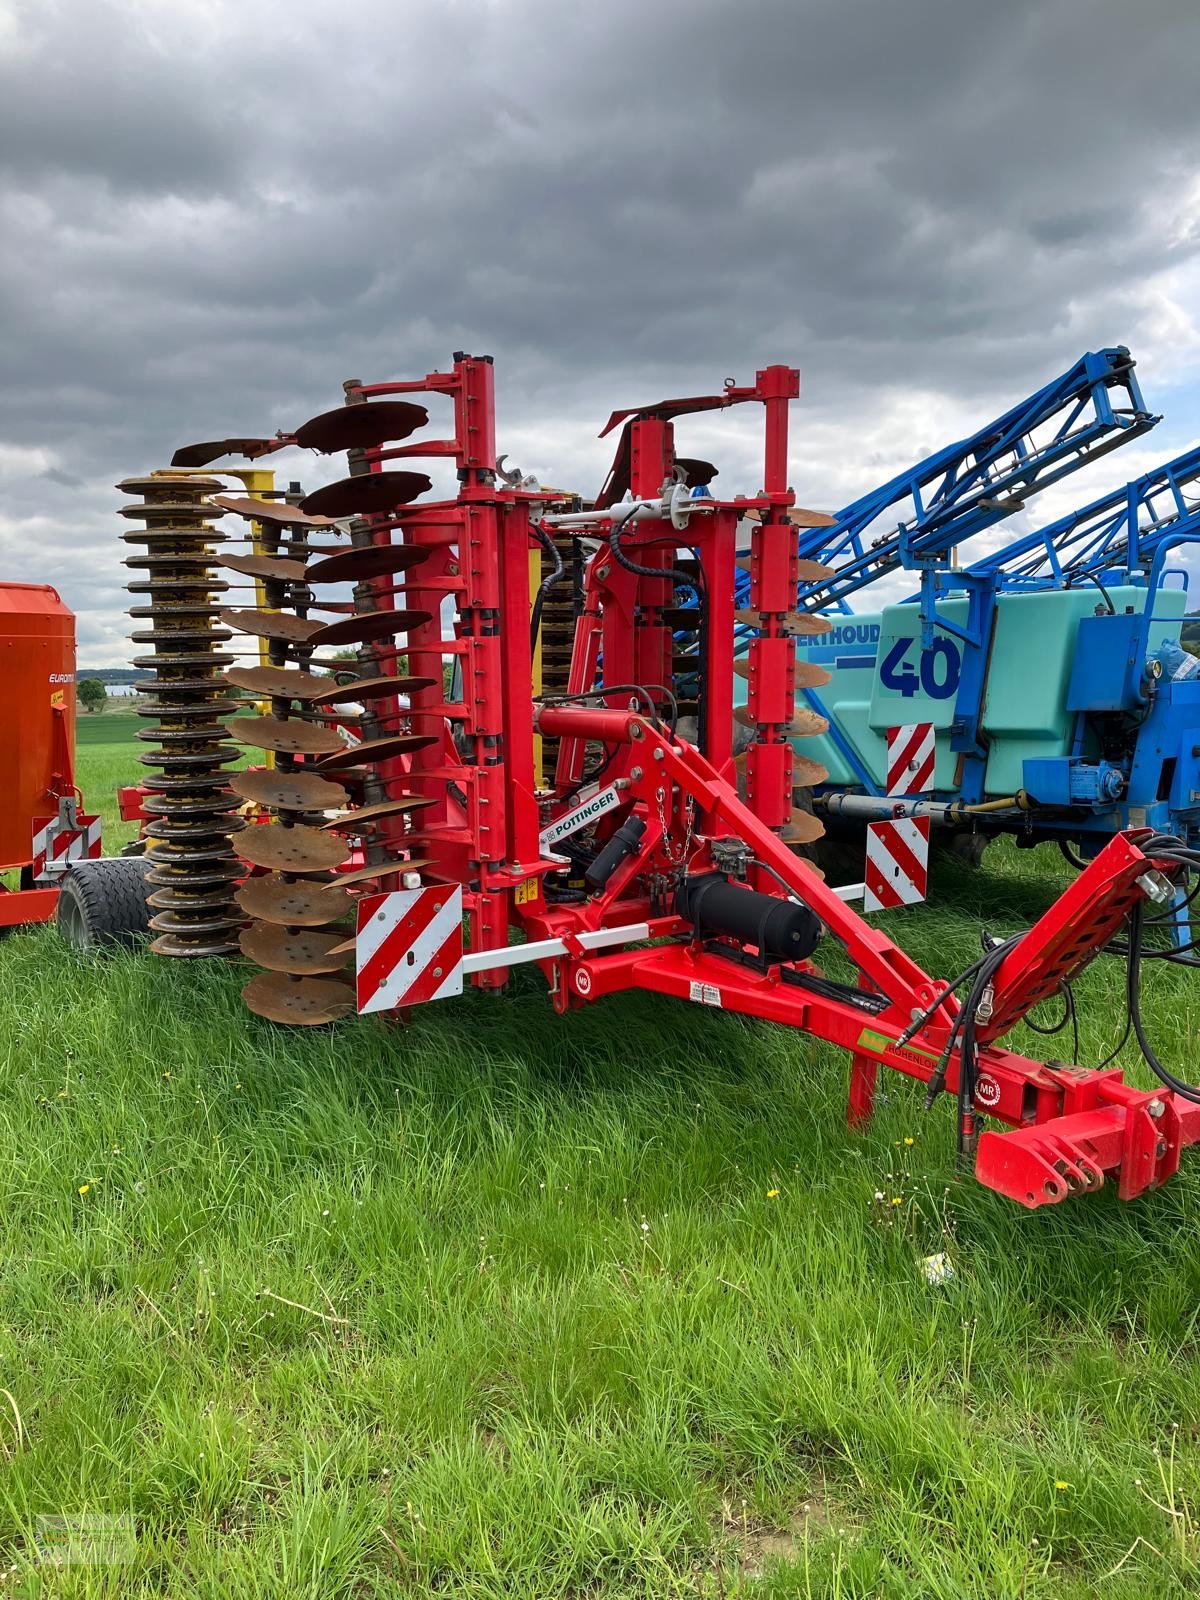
326 354 1200 1209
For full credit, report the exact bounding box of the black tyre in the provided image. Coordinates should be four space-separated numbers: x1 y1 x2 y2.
938 829 990 869
56 858 152 951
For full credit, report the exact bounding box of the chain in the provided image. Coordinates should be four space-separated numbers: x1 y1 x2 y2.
656 783 696 872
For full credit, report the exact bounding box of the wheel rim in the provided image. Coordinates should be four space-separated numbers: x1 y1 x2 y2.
58 890 89 947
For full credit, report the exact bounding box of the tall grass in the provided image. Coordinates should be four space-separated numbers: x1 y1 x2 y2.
0 732 1196 1596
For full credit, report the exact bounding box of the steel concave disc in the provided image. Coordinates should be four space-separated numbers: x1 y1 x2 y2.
228 715 346 757
229 769 350 811
334 858 433 887
239 923 352 975
780 808 825 845
309 674 437 706
733 705 828 737
237 823 352 874
734 609 833 638
734 658 832 690
222 665 333 700
222 552 309 583
300 471 432 519
735 554 837 582
305 543 431 584
170 439 277 469
236 875 352 926
294 401 429 454
242 971 355 1026
316 733 438 772
743 506 839 529
219 608 324 644
321 795 438 830
308 608 432 648
210 494 337 528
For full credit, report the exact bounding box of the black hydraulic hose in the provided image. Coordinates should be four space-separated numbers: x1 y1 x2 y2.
1125 898 1200 1103
529 521 566 654
1065 569 1117 615
609 505 710 752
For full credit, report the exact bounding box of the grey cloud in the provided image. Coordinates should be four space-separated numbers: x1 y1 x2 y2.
1 0 1199 663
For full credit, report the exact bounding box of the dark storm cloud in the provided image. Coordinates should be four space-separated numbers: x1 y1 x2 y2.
1 0 1199 660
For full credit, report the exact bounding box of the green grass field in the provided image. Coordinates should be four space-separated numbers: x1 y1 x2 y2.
1 725 1198 1597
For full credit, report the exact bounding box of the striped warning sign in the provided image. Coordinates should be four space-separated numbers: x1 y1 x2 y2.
31 813 102 882
885 721 935 797
355 886 464 1014
864 723 933 913
864 815 931 910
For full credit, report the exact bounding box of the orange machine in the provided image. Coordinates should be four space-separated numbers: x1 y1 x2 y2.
0 582 100 926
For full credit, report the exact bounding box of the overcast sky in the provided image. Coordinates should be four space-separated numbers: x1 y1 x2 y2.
2 0 1199 665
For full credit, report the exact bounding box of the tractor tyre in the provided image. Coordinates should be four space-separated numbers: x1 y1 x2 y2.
55 858 152 951
938 829 990 870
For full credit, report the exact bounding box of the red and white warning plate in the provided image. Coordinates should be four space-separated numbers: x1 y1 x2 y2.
355 885 464 1014
32 813 102 882
864 815 931 911
885 721 935 797
864 722 933 912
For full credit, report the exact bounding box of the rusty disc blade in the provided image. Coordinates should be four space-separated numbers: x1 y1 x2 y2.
310 674 437 706
223 552 308 583
237 823 352 874
305 543 431 584
735 554 837 582
211 494 336 529
734 705 828 737
240 923 351 975
733 750 830 790
170 439 277 468
320 795 438 830
294 401 429 453
242 970 355 1026
733 659 832 690
219 607 324 645
734 609 832 638
675 457 718 485
229 769 350 811
780 808 826 845
316 733 439 772
334 858 433 887
792 754 830 787
235 874 351 926
300 471 432 519
743 507 839 529
227 714 345 756
308 608 432 648
223 665 333 700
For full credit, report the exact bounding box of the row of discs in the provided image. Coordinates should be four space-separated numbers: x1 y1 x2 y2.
732 530 838 851
215 484 439 1025
119 474 246 955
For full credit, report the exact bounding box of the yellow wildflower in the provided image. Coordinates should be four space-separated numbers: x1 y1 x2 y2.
766 1188 780 1199
903 1137 914 1146
1054 1480 1071 1491
77 1184 90 1196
